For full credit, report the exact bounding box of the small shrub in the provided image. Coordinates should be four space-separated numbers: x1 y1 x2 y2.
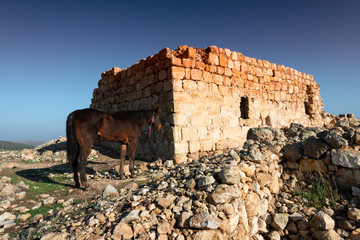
293 177 339 209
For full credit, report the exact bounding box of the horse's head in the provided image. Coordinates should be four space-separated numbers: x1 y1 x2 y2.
152 107 162 131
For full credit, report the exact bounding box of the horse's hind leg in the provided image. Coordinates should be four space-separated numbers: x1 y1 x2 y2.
119 144 127 180
79 144 93 190
72 160 80 188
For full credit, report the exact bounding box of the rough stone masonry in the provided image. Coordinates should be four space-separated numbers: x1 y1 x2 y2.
90 45 327 164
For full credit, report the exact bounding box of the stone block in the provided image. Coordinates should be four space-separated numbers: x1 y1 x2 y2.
218 86 229 96
190 113 205 126
174 113 189 126
190 69 203 81
197 126 208 139
200 140 214 152
206 53 219 65
299 158 328 173
187 47 196 59
209 83 220 95
203 71 212 82
189 141 200 153
231 51 238 61
213 74 224 85
174 154 187 164
174 142 188 154
172 79 182 91
172 127 182 142
171 66 186 79
163 80 172 92
241 62 248 73
219 56 228 67
182 59 195 68
171 57 182 66
331 149 360 169
158 70 167 81
183 80 197 92
182 127 198 141
195 61 205 70
207 65 216 73
224 68 232 77
215 140 228 150
197 81 208 93
216 66 224 75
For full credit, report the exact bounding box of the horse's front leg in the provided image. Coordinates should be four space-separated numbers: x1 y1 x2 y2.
119 144 127 180
128 141 139 178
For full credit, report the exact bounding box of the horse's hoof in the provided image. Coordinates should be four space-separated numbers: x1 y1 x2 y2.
74 184 81 189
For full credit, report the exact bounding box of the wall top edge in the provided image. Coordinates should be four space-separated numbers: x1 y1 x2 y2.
101 45 314 81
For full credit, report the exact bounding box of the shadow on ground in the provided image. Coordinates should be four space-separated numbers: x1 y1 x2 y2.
15 163 98 189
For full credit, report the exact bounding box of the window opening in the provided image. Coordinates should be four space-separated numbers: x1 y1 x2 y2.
240 97 249 119
304 101 311 116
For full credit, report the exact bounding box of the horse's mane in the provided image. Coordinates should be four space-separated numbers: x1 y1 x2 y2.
109 110 154 125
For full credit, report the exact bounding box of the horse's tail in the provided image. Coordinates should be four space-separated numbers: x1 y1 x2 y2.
66 112 79 164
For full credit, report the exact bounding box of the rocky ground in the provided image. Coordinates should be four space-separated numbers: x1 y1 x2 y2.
1 114 360 239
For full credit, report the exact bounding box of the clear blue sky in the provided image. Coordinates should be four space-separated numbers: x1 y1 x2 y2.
1 0 359 141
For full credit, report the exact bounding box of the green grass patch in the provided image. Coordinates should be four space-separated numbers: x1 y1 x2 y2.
28 203 65 217
22 159 42 164
27 181 66 194
293 178 339 209
9 174 23 184
51 174 72 182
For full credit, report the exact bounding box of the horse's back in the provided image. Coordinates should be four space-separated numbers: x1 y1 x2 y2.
70 108 104 131
70 108 102 120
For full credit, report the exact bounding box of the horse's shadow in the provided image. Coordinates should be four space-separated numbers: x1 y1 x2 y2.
15 162 105 189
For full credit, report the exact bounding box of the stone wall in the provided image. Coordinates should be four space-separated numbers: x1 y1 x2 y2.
90 48 175 160
90 45 325 163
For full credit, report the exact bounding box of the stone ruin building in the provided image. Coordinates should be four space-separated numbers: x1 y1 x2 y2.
90 45 325 164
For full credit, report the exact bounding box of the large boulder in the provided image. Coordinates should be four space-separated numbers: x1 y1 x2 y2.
102 185 119 198
271 213 289 230
303 137 331 159
207 184 239 204
189 211 219 230
331 149 360 169
317 130 348 149
287 123 305 137
310 211 335 231
283 142 303 162
218 167 241 185
247 127 285 142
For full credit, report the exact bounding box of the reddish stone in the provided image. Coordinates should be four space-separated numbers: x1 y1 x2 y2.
191 69 203 81
182 59 195 68
219 56 228 67
206 53 219 65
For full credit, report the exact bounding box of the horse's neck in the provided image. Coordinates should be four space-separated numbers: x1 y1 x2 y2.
133 111 152 127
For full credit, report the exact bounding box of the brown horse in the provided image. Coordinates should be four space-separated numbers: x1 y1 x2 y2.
66 108 162 190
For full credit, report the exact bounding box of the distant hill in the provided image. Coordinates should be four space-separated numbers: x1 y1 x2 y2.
0 140 35 150
14 140 47 146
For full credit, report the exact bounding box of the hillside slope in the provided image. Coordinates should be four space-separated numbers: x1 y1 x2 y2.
0 140 34 150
